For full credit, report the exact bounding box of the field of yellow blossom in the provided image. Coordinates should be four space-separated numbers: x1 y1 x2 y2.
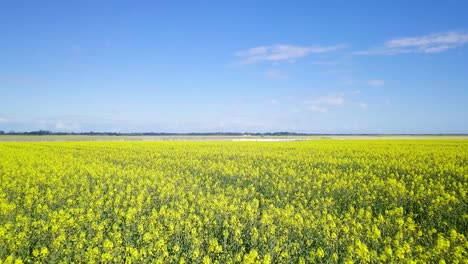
0 140 467 263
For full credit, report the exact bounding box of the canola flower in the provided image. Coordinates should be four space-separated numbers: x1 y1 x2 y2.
0 140 467 263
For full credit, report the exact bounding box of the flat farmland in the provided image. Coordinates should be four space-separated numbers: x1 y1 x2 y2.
0 140 467 263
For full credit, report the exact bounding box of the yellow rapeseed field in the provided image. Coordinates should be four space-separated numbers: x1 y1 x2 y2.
0 140 467 263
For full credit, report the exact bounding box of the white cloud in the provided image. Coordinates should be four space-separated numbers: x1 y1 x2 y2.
0 117 8 123
307 94 346 106
356 31 468 55
308 105 328 113
33 118 82 131
265 69 288 79
54 121 81 131
367 79 385 86
311 60 342 65
236 44 345 64
303 93 347 113
359 103 368 109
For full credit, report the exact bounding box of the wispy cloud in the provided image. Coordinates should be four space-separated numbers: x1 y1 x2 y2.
359 102 368 109
367 79 385 86
307 94 346 106
304 93 347 113
356 31 468 55
311 60 343 66
33 116 89 132
265 69 288 79
308 105 328 113
0 117 8 123
54 120 81 131
236 44 345 64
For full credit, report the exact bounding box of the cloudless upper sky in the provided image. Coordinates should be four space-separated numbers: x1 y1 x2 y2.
1 0 468 133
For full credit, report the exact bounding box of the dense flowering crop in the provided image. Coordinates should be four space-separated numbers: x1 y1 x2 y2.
0 140 467 263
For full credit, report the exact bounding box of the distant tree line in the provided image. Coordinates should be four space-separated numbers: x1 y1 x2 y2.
0 130 312 136
0 130 465 136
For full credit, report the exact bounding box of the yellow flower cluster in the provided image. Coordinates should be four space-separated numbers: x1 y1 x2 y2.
0 140 467 263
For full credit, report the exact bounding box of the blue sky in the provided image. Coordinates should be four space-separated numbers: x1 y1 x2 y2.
1 0 467 133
